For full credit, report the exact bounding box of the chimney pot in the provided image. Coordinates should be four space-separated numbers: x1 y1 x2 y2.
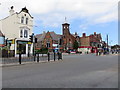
83 33 86 37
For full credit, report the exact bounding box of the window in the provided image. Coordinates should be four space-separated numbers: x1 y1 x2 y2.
26 18 28 24
24 30 28 38
21 17 24 24
47 42 50 48
20 30 23 38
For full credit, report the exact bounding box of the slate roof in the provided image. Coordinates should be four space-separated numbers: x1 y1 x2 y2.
35 31 62 42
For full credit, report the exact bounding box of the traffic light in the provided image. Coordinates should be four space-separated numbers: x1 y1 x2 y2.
29 35 33 43
59 38 62 45
35 38 37 43
5 38 8 46
5 39 7 46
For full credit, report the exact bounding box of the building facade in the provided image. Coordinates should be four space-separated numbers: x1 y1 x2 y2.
0 6 34 56
35 21 80 52
62 22 77 50
78 32 102 53
0 30 5 49
35 31 62 51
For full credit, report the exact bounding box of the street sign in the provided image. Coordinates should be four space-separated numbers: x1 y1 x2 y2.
17 41 27 44
28 42 32 44
12 39 15 44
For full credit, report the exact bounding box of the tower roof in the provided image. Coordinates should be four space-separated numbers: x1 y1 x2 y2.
21 7 29 13
63 17 69 24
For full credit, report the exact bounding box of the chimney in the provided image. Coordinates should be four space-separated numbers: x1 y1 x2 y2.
9 6 14 16
75 32 77 36
94 32 96 35
83 33 86 37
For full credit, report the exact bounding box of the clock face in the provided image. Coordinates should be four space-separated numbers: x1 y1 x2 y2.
64 26 66 29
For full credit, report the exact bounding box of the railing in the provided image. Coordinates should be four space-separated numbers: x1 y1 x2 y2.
2 52 62 64
2 50 15 57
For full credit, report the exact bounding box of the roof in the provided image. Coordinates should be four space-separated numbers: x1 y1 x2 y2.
49 32 62 41
35 33 46 41
35 31 62 41
0 7 33 21
19 7 33 18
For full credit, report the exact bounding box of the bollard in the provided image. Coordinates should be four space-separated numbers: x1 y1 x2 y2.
58 52 59 60
60 53 62 60
48 52 50 61
54 52 55 61
28 52 30 57
19 53 21 64
37 54 39 62
34 53 36 61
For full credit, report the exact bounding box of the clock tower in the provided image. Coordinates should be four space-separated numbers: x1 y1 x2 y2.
62 23 70 37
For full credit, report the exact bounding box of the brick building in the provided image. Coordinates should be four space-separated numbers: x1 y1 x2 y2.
62 22 80 50
35 31 62 51
35 20 103 53
35 21 80 52
78 32 102 53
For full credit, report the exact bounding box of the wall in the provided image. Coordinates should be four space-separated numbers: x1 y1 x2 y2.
1 12 33 40
80 36 90 46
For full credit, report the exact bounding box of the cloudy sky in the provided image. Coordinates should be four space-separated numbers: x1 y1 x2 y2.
0 0 118 45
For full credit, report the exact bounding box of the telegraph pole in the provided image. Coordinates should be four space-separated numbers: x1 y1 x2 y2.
106 34 109 53
107 34 108 48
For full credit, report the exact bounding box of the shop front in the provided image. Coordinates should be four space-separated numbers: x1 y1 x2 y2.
16 40 33 56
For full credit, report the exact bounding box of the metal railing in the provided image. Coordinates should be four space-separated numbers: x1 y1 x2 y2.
2 52 62 64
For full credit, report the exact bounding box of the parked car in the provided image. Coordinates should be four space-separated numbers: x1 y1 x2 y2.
70 51 76 54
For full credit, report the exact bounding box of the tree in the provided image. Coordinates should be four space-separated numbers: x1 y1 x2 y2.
111 44 120 49
73 40 79 50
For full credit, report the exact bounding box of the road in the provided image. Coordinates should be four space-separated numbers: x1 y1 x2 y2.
2 54 118 88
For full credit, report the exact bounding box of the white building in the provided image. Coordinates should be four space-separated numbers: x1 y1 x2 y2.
0 6 34 56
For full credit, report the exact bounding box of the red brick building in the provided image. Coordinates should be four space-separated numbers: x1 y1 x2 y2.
78 32 102 53
35 21 103 53
35 31 62 51
35 21 80 51
62 22 80 50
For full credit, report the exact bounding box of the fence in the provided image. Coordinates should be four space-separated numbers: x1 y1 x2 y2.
2 50 15 57
2 52 62 64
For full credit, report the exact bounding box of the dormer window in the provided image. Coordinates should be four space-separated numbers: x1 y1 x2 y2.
26 18 28 24
21 16 24 24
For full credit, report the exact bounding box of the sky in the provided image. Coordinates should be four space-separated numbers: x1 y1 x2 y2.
0 0 119 45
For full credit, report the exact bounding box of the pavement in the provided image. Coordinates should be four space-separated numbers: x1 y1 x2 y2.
2 54 118 88
0 53 118 67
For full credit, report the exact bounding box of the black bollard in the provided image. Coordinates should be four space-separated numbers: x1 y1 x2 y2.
37 54 39 62
19 53 21 64
60 53 62 60
54 52 55 61
28 52 30 57
58 52 60 60
48 52 50 61
34 53 36 61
